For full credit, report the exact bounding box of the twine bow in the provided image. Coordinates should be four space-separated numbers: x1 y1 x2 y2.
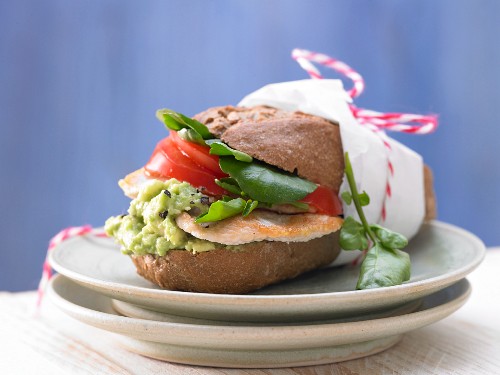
291 48 438 134
292 48 438 223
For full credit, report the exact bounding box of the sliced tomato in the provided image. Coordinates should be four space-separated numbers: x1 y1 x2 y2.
301 185 343 216
144 136 228 196
145 132 342 215
169 131 225 177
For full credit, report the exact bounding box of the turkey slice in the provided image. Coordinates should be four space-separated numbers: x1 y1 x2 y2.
175 210 343 245
118 168 149 199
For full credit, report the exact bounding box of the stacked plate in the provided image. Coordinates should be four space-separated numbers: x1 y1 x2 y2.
47 221 485 368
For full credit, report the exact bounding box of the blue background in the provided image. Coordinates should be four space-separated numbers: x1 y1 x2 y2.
1 1 499 291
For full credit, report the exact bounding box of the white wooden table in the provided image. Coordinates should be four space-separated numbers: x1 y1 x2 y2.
1 249 499 375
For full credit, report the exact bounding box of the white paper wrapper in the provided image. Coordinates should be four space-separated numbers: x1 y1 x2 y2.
239 79 425 265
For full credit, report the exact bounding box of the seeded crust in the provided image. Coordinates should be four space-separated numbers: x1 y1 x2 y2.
130 232 340 294
194 105 344 191
194 105 296 138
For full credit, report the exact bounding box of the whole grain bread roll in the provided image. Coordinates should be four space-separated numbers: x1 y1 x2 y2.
130 232 340 294
128 105 436 294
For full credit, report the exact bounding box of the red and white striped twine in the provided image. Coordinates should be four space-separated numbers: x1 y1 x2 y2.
291 48 438 134
292 48 438 223
36 226 107 309
292 49 365 98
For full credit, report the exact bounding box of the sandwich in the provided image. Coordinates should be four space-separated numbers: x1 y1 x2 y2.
105 105 436 294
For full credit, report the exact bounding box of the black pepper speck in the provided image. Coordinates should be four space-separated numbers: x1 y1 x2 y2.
163 190 171 198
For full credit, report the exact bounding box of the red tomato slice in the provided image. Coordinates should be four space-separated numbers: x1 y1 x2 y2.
169 131 225 177
145 132 342 215
144 137 228 196
301 185 343 216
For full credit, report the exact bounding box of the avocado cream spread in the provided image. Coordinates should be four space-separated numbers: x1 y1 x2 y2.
105 179 218 255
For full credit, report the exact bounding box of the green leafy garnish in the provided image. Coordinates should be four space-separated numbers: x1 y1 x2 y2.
242 199 259 216
195 197 258 223
342 190 369 206
157 110 253 163
219 157 317 204
357 244 411 289
156 109 213 140
339 216 369 251
206 140 253 162
358 191 370 206
215 178 244 196
177 128 206 145
341 191 352 205
195 198 246 223
341 152 411 290
370 224 408 249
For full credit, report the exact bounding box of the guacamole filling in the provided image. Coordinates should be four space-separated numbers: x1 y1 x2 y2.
105 179 219 255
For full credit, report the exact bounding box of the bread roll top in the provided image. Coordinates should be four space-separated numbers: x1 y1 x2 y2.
194 105 344 191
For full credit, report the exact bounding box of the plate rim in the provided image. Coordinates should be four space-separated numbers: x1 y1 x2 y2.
47 274 471 349
48 220 485 305
110 296 424 325
116 335 403 368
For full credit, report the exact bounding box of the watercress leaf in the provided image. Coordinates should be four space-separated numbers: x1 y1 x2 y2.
218 177 239 186
215 178 243 195
341 191 352 205
358 191 370 207
342 152 411 289
156 109 212 139
176 113 213 139
242 200 259 216
220 177 248 197
340 216 368 250
343 153 377 243
209 141 253 162
156 109 182 131
177 128 206 146
219 157 317 204
356 243 411 289
371 225 408 249
195 198 246 223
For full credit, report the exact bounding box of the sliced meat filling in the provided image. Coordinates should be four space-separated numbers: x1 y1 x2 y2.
175 210 343 245
119 168 148 199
